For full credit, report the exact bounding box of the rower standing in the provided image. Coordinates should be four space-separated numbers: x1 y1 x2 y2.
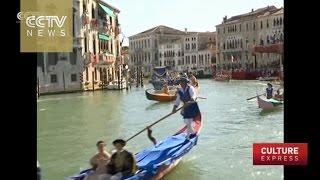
266 83 273 99
172 77 201 139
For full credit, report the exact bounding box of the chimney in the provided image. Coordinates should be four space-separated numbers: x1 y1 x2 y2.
185 28 187 34
252 8 254 12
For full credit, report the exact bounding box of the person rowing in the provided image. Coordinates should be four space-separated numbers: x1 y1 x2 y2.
266 83 273 99
172 76 201 140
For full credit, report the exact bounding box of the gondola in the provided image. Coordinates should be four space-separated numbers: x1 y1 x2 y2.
68 114 203 180
145 88 177 102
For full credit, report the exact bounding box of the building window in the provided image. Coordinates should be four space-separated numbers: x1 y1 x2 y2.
273 19 276 26
239 24 241 32
70 48 77 65
71 74 77 82
267 19 269 28
217 28 220 34
86 67 89 81
48 53 58 65
280 17 283 25
94 68 97 80
50 74 57 83
37 53 44 72
223 27 225 34
92 6 95 19
260 21 263 29
253 22 256 30
246 23 248 31
93 36 96 55
148 39 150 47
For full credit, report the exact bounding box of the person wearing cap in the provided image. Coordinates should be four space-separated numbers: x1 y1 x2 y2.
172 76 201 139
84 141 111 180
105 139 137 180
266 83 273 99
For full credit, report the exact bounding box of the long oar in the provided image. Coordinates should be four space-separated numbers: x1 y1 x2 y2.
246 93 265 100
125 106 184 143
125 98 203 143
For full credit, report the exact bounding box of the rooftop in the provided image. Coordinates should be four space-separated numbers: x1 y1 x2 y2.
219 6 282 25
131 25 185 37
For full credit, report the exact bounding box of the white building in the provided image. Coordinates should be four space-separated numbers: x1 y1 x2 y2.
37 0 122 93
159 40 184 72
183 31 217 75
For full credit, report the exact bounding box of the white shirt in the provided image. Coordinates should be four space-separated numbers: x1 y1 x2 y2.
174 85 197 107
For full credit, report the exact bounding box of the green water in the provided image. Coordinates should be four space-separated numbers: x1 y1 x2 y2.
37 79 283 180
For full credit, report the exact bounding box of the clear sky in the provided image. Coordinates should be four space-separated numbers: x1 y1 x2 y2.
103 0 283 46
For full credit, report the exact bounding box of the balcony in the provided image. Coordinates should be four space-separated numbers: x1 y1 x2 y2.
83 52 91 65
91 54 99 65
90 19 98 29
98 53 115 66
82 15 89 26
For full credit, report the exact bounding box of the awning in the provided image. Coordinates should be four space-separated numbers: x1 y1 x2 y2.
98 33 109 40
252 43 283 54
99 3 115 17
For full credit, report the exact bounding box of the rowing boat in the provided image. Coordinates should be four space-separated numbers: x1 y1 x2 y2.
145 88 177 102
257 95 283 110
68 114 203 180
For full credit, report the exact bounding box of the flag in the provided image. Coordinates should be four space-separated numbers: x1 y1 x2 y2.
231 55 234 63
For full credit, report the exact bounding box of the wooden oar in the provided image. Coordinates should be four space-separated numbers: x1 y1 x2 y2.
125 97 204 143
246 93 265 100
125 106 184 143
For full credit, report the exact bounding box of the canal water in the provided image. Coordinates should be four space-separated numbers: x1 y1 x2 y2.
37 79 283 180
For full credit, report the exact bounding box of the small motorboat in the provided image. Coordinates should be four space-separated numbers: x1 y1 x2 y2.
257 95 283 110
68 114 203 180
145 88 177 102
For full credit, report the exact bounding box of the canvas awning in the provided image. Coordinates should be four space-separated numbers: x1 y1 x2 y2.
99 3 115 17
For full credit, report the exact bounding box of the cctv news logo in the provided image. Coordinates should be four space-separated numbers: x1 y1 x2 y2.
17 11 67 37
253 143 308 165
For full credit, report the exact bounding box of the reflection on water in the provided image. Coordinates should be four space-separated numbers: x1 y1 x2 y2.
37 79 283 180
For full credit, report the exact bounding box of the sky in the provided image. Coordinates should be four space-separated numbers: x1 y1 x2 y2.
103 0 284 46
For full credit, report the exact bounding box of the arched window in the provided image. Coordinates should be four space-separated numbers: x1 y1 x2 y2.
274 19 276 26
280 17 283 25
93 35 96 55
267 19 269 28
260 21 263 29
92 6 95 19
240 39 243 48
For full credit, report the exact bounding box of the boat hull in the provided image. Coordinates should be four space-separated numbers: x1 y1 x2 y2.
145 89 177 102
257 96 282 110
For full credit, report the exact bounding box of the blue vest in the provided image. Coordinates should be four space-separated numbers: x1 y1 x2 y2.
177 85 200 118
266 87 273 99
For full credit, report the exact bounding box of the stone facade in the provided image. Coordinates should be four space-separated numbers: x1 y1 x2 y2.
37 0 122 93
128 25 185 76
216 6 283 71
183 31 217 75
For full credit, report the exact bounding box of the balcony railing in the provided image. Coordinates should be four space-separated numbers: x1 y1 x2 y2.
83 52 91 65
82 15 89 26
98 53 115 66
91 54 99 65
91 19 98 29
